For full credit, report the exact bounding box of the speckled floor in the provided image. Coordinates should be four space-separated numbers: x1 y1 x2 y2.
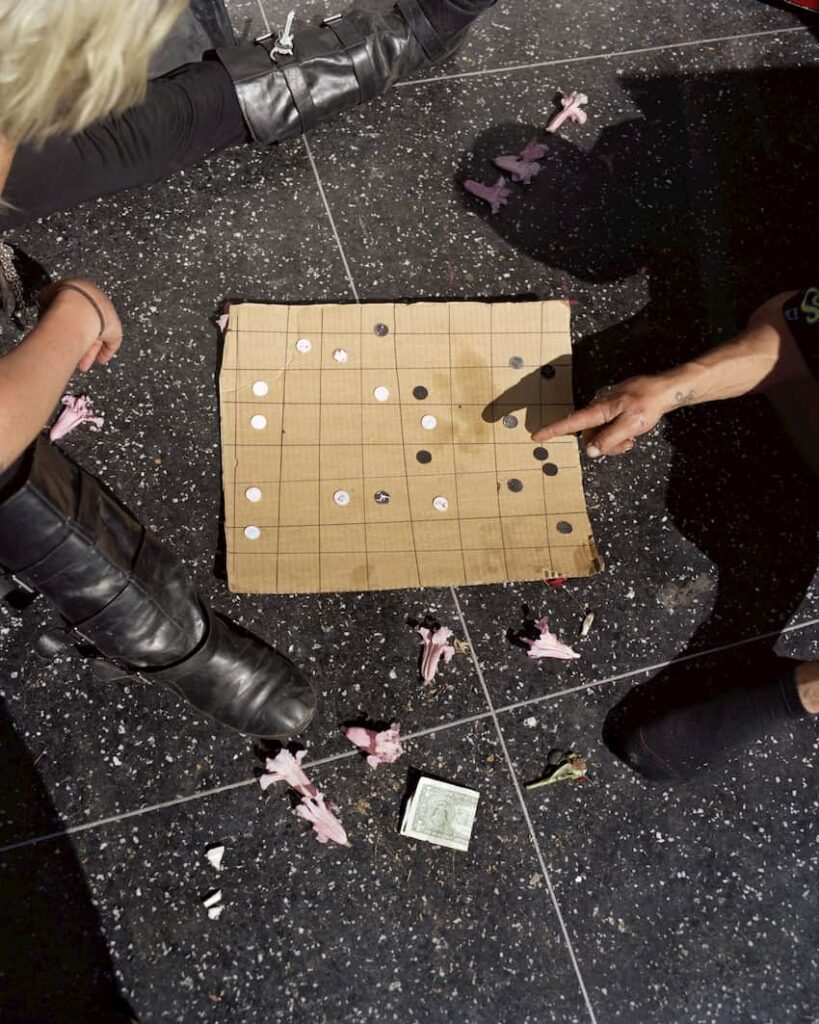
1 2 818 1023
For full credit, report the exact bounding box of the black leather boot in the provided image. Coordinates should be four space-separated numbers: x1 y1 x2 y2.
0 438 316 739
214 0 495 145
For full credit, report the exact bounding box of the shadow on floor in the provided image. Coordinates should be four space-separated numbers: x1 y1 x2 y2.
458 64 819 744
0 695 133 1023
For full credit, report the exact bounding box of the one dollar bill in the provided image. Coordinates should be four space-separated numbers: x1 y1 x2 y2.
400 776 480 852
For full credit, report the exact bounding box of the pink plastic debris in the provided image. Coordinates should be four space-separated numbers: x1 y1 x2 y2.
463 176 511 215
519 140 549 162
546 91 589 135
49 394 104 442
493 155 541 185
343 722 403 768
258 749 317 798
416 626 456 682
216 313 229 331
294 793 350 846
522 617 580 661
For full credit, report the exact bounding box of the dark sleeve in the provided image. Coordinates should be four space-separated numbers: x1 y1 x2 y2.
782 288 819 381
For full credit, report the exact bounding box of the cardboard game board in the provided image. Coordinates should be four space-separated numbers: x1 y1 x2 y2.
219 299 603 594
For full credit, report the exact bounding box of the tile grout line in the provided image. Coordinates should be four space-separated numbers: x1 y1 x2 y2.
498 613 819 714
396 24 812 88
301 136 360 302
449 585 599 1024
1 614 816 856
306 127 589 1005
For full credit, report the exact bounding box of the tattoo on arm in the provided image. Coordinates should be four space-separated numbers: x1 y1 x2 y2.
674 389 695 406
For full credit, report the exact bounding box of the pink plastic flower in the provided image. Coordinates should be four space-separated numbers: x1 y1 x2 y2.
522 617 580 661
493 155 541 185
546 91 589 134
343 722 403 768
294 793 350 847
416 626 456 682
49 395 104 442
258 749 317 798
463 176 511 214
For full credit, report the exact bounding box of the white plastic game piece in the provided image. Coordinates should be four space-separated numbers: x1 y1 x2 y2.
245 487 262 503
333 490 351 506
244 526 261 540
333 348 348 363
421 415 437 430
252 380 269 397
432 496 449 512
205 845 225 871
250 414 267 430
373 386 390 402
295 338 312 353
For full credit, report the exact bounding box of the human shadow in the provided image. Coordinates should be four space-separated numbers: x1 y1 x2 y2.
0 692 134 1022
458 64 819 767
482 362 564 437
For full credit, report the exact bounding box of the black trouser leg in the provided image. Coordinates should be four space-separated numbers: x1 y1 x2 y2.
1 61 249 230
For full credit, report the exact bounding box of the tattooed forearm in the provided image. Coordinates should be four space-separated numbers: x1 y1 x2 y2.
674 389 695 406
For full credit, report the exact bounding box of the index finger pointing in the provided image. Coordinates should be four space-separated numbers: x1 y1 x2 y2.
532 402 612 442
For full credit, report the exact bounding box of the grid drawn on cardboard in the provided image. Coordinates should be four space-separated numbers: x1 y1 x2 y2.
219 300 604 594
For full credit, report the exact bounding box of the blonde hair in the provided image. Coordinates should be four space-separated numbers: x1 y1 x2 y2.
0 0 187 145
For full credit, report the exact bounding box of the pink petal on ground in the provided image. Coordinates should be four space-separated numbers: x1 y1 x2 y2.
416 626 456 682
522 616 580 661
493 155 541 185
49 395 104 442
519 139 549 162
546 91 589 135
343 722 403 768
258 749 317 798
295 793 350 846
463 176 511 215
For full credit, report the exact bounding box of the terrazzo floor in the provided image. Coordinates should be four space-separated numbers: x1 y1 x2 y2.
1 1 818 1022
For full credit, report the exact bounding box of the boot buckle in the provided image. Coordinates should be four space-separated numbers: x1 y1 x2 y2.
0 572 37 600
255 8 295 58
272 11 295 56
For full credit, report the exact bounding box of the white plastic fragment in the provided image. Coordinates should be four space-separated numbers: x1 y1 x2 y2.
580 611 595 637
206 845 225 872
208 905 225 921
202 889 222 909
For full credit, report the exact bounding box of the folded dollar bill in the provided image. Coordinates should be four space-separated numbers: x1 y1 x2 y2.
400 776 480 852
